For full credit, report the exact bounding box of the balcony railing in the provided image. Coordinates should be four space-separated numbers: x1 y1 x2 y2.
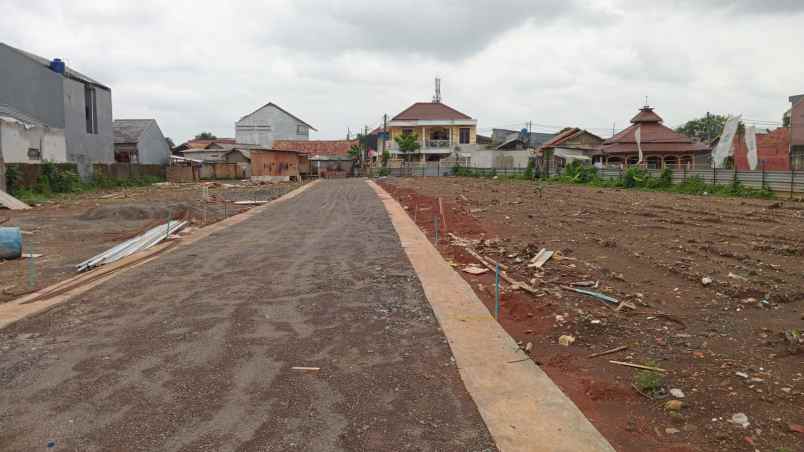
426 139 450 148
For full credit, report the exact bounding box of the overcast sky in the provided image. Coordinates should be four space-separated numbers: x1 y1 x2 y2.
2 0 802 142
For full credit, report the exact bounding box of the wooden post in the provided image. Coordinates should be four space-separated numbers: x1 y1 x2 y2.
791 166 795 199
438 197 447 237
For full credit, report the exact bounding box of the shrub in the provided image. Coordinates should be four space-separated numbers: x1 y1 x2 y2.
623 166 648 188
562 161 598 184
524 159 535 180
5 165 20 194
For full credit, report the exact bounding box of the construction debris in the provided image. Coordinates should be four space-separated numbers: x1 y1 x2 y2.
462 265 489 275
528 248 554 269
558 335 576 346
291 366 320 371
465 248 539 294
76 221 187 272
562 286 620 306
233 200 268 205
0 190 31 210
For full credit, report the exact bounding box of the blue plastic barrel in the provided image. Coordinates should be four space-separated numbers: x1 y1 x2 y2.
0 227 22 260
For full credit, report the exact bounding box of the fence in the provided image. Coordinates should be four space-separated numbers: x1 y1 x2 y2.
595 166 804 195
368 161 804 195
371 161 528 178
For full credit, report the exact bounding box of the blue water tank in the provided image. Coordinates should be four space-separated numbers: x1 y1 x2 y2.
49 58 66 74
0 227 22 260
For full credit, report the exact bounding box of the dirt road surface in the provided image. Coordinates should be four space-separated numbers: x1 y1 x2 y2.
0 180 497 451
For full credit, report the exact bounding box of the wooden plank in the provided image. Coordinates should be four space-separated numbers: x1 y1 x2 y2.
0 190 31 210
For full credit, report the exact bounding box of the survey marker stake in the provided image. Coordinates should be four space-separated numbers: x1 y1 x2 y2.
495 263 501 320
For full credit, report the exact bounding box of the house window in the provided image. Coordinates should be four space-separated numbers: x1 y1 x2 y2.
459 128 470 144
28 148 42 160
84 85 98 134
402 128 414 136
297 124 307 135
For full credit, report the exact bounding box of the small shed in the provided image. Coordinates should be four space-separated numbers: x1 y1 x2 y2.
310 155 354 178
250 149 303 182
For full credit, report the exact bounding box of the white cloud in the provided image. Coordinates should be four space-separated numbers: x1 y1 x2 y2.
1 0 800 141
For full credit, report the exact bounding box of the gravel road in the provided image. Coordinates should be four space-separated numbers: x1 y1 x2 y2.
0 179 497 452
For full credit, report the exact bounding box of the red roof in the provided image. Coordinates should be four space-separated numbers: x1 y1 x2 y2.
392 102 472 121
600 107 709 155
273 139 357 157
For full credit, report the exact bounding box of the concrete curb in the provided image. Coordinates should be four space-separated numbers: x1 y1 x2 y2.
0 180 320 331
368 180 615 452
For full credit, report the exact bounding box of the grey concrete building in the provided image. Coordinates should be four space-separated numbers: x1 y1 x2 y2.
235 102 316 148
0 42 114 178
113 119 171 165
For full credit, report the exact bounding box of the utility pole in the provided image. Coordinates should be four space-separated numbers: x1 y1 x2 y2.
612 122 616 137
347 128 351 140
382 113 388 159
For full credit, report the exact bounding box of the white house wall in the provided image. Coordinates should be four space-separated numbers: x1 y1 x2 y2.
469 149 531 168
0 121 67 163
135 121 171 165
235 104 310 148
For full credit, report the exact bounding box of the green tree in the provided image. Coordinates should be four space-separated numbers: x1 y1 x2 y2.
394 133 421 162
194 132 217 140
165 137 176 149
348 144 361 159
675 114 728 142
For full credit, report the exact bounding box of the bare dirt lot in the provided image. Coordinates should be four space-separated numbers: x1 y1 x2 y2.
379 176 804 452
1 181 299 303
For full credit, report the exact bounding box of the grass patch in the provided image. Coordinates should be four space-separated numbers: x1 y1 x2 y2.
633 360 665 396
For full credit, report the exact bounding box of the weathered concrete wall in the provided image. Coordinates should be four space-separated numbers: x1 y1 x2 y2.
469 149 531 168
136 121 171 165
0 44 65 128
166 166 199 183
0 121 67 163
63 78 114 179
201 162 239 180
236 104 310 148
93 163 164 180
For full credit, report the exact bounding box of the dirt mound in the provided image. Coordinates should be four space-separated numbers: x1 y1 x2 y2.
80 203 198 221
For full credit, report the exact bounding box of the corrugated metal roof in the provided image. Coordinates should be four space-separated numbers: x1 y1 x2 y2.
0 104 45 127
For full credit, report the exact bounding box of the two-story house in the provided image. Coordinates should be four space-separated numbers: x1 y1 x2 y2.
0 43 114 179
382 101 478 162
235 102 316 148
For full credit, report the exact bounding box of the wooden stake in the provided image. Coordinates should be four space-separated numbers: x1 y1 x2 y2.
587 345 628 359
609 360 667 373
